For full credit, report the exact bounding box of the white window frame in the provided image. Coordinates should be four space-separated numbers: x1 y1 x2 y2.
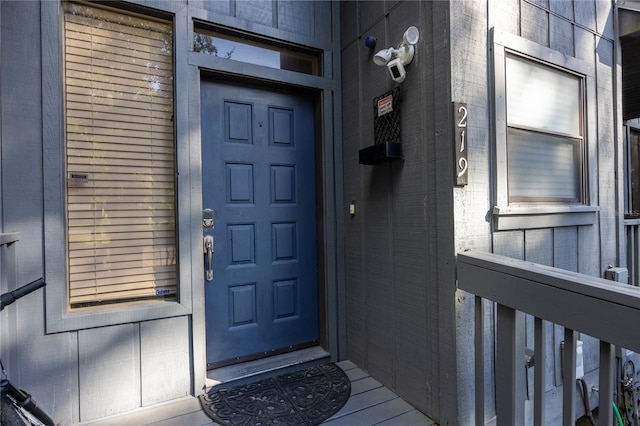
43 1 192 333
625 121 640 217
491 28 598 231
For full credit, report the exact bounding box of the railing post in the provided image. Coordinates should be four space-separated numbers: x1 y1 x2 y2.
598 341 615 426
628 224 639 285
562 329 577 426
534 317 546 426
496 304 525 426
475 296 485 426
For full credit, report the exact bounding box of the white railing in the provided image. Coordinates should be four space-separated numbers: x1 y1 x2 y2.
457 250 640 426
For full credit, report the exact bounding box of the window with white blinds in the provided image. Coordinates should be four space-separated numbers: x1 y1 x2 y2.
504 52 584 204
63 2 176 307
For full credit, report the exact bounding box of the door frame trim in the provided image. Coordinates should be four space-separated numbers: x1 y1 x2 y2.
186 5 344 396
189 66 344 391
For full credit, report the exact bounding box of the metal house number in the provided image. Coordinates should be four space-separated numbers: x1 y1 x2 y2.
454 102 468 186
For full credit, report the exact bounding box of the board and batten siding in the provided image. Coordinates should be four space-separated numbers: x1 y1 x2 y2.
340 0 455 422
341 0 621 424
0 0 339 424
452 0 621 424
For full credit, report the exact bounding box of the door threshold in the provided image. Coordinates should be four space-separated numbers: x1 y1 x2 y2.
205 346 330 391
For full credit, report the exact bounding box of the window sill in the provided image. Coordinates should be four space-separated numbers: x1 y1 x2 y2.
46 299 192 334
493 205 599 231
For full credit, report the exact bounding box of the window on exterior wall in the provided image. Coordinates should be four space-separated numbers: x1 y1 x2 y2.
491 29 597 231
193 24 321 76
63 2 177 307
627 128 640 217
505 54 584 204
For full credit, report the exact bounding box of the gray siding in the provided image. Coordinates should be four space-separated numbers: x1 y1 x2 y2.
340 0 454 422
0 2 79 423
0 1 340 424
1 0 622 423
342 0 620 424
451 0 620 423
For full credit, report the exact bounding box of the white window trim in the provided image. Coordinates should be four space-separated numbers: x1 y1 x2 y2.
624 120 640 216
491 28 599 231
42 1 193 333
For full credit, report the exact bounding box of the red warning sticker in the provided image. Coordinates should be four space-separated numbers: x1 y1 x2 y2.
377 94 393 117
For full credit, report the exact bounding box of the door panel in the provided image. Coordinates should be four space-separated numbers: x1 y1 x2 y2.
201 80 319 368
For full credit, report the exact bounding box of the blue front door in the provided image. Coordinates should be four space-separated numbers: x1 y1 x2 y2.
201 80 319 368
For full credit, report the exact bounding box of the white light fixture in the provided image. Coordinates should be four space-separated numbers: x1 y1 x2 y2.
373 26 420 83
404 26 420 45
373 48 394 66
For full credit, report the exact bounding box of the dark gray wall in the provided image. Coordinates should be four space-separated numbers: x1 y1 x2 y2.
340 1 455 422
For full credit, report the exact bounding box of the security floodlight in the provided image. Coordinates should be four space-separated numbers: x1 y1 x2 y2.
403 26 420 46
395 44 414 66
373 48 394 66
371 26 420 83
396 26 420 66
387 57 406 83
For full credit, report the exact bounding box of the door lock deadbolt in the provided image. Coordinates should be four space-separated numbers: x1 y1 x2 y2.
202 209 215 228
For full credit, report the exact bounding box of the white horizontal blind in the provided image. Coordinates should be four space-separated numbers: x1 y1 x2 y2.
507 128 580 202
506 54 581 137
64 2 176 307
505 53 584 203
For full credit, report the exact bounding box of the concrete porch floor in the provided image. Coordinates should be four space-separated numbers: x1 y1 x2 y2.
79 360 437 426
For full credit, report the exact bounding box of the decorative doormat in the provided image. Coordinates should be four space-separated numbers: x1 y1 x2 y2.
199 363 351 425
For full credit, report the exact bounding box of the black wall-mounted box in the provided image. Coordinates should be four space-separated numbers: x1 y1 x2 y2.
358 141 403 165
360 88 403 165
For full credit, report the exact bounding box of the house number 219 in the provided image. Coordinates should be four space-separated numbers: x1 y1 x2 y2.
454 102 468 186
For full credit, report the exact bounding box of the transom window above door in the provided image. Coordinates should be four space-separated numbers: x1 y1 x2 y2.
491 29 598 231
193 23 321 76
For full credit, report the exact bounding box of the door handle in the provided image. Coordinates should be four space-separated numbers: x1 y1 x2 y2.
203 235 214 281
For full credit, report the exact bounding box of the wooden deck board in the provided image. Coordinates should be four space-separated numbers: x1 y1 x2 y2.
326 365 434 425
79 396 215 426
324 398 423 425
376 410 437 426
328 386 401 419
350 376 384 395
78 361 437 426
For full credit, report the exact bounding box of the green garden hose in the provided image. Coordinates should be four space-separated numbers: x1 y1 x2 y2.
614 401 624 426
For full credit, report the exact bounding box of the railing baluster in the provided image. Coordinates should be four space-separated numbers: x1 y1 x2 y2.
496 304 525 426
629 223 640 286
599 341 615 426
475 296 485 426
534 317 546 426
562 328 577 426
633 225 636 284
632 225 636 285
634 225 639 286
628 225 635 285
